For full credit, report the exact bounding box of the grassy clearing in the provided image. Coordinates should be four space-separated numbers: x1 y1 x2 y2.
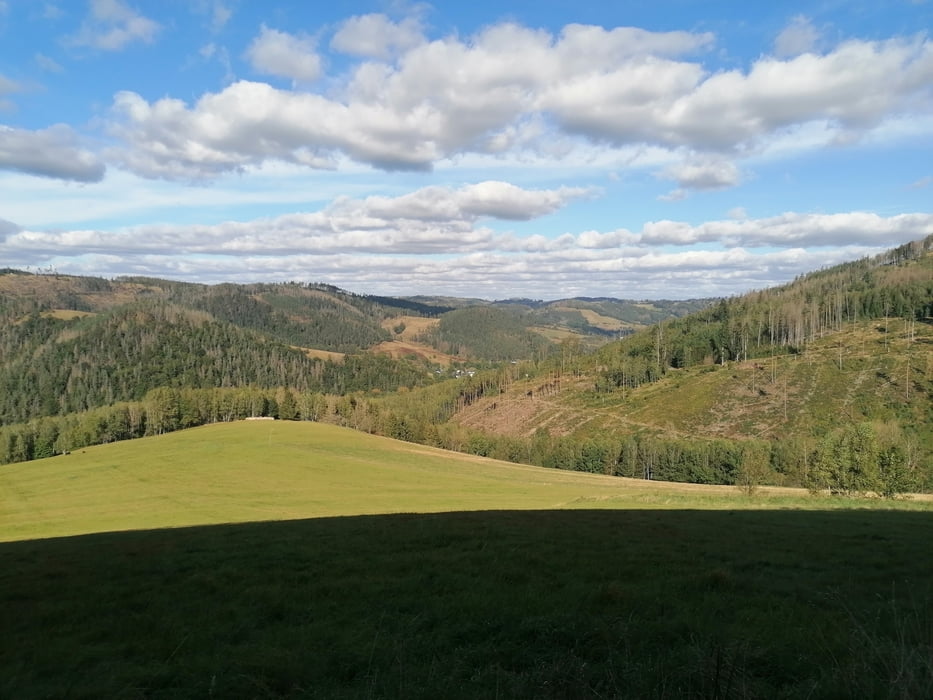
2 422 932 697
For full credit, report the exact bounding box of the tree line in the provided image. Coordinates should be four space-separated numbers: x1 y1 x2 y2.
3 375 922 498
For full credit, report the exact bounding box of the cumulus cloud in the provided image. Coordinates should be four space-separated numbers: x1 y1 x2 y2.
331 14 425 60
774 15 820 57
246 25 322 83
2 181 586 257
662 157 742 190
101 21 933 180
0 125 105 182
67 0 160 51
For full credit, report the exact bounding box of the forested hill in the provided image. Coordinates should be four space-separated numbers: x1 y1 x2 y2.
0 301 434 425
0 276 454 352
0 271 711 427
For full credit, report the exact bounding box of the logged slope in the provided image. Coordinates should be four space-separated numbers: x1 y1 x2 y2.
445 239 933 485
455 317 932 441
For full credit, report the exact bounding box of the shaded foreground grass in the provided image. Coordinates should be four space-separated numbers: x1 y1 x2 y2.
3 509 933 699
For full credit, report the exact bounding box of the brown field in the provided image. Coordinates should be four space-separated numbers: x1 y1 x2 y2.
550 305 632 332
372 339 460 366
576 308 632 331
381 315 439 341
292 346 346 362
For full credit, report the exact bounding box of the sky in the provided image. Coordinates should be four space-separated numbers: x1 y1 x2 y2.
0 1 931 300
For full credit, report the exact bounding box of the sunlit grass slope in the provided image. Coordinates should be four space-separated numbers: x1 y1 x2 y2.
0 421 733 542
6 420 929 544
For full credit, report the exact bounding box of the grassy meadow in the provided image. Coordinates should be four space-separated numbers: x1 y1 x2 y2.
2 421 932 698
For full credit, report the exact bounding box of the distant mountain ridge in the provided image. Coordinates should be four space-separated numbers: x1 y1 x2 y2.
0 271 709 427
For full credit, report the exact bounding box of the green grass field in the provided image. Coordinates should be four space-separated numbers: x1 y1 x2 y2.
2 421 932 698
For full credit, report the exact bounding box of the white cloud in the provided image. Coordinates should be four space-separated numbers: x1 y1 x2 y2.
0 125 105 182
639 211 933 247
662 157 741 190
3 179 928 298
42 4 64 20
774 15 820 58
67 0 160 51
0 73 20 94
658 189 687 202
2 181 586 257
210 2 231 32
35 53 64 72
246 25 322 83
101 23 933 181
331 14 424 60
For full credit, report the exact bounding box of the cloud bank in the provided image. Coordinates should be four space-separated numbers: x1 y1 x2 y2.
3 179 929 298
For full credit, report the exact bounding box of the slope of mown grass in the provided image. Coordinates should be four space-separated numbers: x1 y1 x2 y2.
0 420 831 543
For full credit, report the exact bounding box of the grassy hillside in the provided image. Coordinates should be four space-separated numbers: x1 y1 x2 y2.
1 422 931 698
0 421 647 540
0 420 827 543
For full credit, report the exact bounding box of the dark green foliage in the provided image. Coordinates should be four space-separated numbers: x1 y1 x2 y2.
0 300 434 427
809 423 920 498
417 306 552 361
361 294 454 316
189 284 390 352
3 510 932 698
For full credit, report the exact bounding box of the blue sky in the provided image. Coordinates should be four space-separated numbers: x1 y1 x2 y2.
0 0 931 299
